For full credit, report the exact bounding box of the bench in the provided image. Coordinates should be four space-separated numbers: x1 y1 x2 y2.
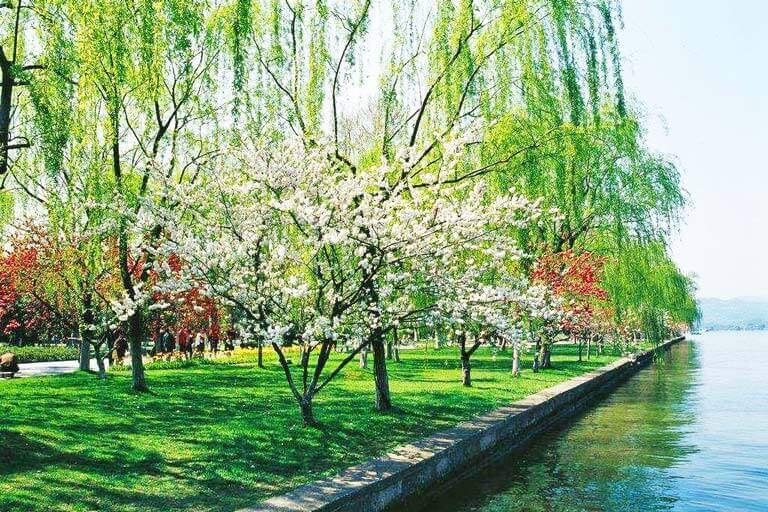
0 371 15 379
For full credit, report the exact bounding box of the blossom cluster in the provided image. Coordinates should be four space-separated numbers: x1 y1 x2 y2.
151 137 549 349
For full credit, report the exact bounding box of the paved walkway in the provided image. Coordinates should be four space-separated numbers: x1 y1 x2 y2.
14 359 105 378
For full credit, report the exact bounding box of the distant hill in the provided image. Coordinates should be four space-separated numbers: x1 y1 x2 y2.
698 298 768 331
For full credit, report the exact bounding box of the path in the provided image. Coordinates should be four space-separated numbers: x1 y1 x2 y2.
14 359 106 378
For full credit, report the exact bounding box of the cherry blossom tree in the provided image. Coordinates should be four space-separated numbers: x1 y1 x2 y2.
155 135 542 425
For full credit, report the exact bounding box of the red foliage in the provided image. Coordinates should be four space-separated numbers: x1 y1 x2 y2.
533 250 608 333
138 254 222 338
532 250 607 300
147 285 221 338
0 245 54 340
1 226 225 344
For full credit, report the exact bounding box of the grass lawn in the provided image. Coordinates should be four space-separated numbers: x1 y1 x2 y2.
0 343 629 511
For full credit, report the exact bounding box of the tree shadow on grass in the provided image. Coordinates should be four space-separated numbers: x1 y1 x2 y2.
0 346 624 511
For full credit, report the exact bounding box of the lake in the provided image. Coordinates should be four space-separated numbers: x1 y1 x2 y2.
421 331 768 511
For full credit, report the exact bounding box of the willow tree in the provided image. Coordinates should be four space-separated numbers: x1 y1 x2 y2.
216 0 679 404
0 0 109 371
0 0 45 178
400 0 687 368
73 0 220 390
4 0 221 391
465 1 693 365
603 241 699 343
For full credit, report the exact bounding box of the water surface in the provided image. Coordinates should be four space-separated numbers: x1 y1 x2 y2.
422 332 768 511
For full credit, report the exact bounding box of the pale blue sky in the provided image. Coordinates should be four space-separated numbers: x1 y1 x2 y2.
619 1 768 299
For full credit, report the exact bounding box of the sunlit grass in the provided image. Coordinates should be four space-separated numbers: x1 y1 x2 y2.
0 343 624 511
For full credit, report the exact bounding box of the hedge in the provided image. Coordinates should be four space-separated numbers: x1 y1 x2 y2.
0 345 79 363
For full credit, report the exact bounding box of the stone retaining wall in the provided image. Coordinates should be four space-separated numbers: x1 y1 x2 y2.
240 336 685 512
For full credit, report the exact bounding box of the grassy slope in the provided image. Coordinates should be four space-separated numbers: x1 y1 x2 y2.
0 344 624 512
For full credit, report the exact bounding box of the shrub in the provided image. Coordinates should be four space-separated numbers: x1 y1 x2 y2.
1 345 80 363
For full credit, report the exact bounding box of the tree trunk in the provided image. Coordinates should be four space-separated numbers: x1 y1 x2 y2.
106 334 114 366
461 355 471 386
0 56 16 175
359 347 367 368
299 397 316 427
94 344 107 380
128 312 148 392
544 346 552 367
257 341 264 368
532 339 540 373
371 331 391 411
539 341 551 369
386 338 393 360
79 293 94 372
586 335 591 360
512 342 520 376
79 336 91 372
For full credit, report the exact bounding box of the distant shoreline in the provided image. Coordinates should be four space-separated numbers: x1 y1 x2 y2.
697 327 767 332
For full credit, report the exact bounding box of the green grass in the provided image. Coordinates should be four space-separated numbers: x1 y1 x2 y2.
0 344 627 511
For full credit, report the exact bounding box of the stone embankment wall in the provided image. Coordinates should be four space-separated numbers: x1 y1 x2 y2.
241 336 685 512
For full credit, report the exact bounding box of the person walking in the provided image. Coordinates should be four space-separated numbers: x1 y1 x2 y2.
210 332 219 355
115 334 128 365
177 328 186 355
185 333 194 359
225 327 238 351
162 330 174 353
151 332 161 356
195 331 205 355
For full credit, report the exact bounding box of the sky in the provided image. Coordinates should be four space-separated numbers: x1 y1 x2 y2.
618 1 768 299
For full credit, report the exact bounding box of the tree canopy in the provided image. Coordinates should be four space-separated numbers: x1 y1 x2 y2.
0 0 697 419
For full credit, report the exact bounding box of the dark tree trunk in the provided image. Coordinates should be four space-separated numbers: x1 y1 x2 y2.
586 335 591 360
371 330 391 411
94 342 107 380
541 343 552 369
539 340 551 369
532 338 540 372
257 341 264 368
459 333 483 386
386 338 393 360
79 293 94 372
0 52 16 175
393 329 401 362
461 355 471 386
79 336 91 372
106 333 114 366
128 312 148 392
299 397 316 427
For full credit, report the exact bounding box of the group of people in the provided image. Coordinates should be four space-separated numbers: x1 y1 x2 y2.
150 328 237 358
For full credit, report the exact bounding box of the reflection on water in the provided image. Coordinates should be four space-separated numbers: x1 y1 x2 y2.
422 332 768 512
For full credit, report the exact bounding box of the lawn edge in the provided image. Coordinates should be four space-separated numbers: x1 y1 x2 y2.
240 336 686 512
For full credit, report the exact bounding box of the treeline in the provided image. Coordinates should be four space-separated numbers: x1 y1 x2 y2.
0 0 698 424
